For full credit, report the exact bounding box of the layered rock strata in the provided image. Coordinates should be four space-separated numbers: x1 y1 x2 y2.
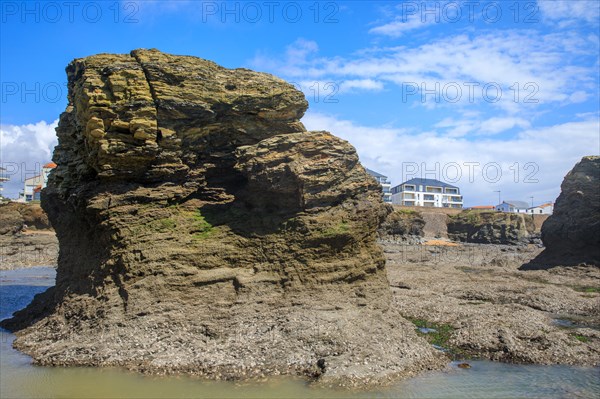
448 211 536 245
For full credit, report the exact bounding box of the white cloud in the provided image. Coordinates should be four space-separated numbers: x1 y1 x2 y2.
432 116 530 137
302 111 599 206
0 120 58 199
284 78 383 102
339 79 384 93
369 0 462 37
250 31 598 112
538 0 600 26
569 90 589 103
285 38 319 63
369 10 435 37
251 39 324 79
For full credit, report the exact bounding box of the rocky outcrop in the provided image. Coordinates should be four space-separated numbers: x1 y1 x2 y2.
378 207 425 244
447 211 535 245
0 203 52 235
1 50 444 386
522 156 600 270
0 203 57 270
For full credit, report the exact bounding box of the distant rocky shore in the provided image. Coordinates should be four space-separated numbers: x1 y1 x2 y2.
0 202 57 270
378 205 545 246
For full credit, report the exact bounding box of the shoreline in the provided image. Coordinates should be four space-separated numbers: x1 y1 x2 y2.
1 240 598 386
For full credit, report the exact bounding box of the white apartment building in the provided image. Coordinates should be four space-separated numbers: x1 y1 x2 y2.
365 168 392 203
391 178 463 208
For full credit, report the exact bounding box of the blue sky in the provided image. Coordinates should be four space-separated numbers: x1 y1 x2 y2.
1 0 599 206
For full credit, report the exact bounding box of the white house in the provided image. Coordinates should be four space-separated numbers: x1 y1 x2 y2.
495 200 530 213
17 162 56 202
391 178 463 208
526 202 554 215
365 168 392 203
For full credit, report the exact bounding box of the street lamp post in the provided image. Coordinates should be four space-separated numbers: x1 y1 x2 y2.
494 190 501 209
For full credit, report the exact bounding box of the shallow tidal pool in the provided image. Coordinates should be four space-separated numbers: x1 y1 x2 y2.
1 267 599 399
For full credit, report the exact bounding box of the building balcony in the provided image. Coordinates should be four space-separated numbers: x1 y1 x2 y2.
443 195 463 203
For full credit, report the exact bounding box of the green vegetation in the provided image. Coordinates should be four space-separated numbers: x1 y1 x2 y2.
132 206 215 239
157 218 176 231
396 208 420 216
321 221 350 237
190 210 214 240
407 317 456 349
452 210 483 224
572 286 600 293
573 334 590 343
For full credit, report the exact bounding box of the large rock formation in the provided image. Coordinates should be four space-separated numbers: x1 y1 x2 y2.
522 156 600 269
1 50 444 386
447 211 535 245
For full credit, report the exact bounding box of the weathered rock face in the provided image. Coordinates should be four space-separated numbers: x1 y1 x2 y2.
522 156 600 269
378 207 425 244
1 50 444 386
447 211 535 245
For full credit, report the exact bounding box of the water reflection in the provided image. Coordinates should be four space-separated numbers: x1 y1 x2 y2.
1 267 599 399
